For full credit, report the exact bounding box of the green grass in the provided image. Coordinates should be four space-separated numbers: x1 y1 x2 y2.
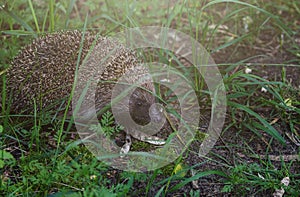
1 0 300 196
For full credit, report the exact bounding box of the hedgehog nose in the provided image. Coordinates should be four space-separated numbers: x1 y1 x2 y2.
149 103 165 123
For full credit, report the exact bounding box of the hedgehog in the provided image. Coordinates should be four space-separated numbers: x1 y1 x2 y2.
4 30 165 149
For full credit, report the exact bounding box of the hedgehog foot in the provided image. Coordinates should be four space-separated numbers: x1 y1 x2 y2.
120 134 132 156
120 133 166 156
133 133 166 145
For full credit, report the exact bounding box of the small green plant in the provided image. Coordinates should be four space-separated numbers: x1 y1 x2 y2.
222 163 300 196
224 70 291 144
0 150 15 169
89 111 123 138
0 125 16 169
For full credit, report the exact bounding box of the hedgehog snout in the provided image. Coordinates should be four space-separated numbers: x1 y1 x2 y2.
149 103 164 123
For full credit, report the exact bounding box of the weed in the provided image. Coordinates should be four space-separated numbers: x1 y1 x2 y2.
89 111 123 138
222 162 300 196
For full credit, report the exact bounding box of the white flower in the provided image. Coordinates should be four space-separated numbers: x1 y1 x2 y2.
261 87 267 93
90 175 97 180
242 16 253 32
245 67 252 74
273 177 290 197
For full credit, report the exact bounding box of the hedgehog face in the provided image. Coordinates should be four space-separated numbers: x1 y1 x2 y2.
129 86 163 125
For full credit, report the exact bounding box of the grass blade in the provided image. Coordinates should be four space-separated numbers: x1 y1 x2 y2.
168 170 227 192
228 101 285 144
1 6 35 34
28 0 40 33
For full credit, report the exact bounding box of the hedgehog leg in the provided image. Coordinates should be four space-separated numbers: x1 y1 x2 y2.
131 132 166 145
120 134 132 156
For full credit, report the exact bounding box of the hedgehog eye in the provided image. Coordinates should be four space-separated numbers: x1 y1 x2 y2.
136 99 143 106
132 92 140 98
